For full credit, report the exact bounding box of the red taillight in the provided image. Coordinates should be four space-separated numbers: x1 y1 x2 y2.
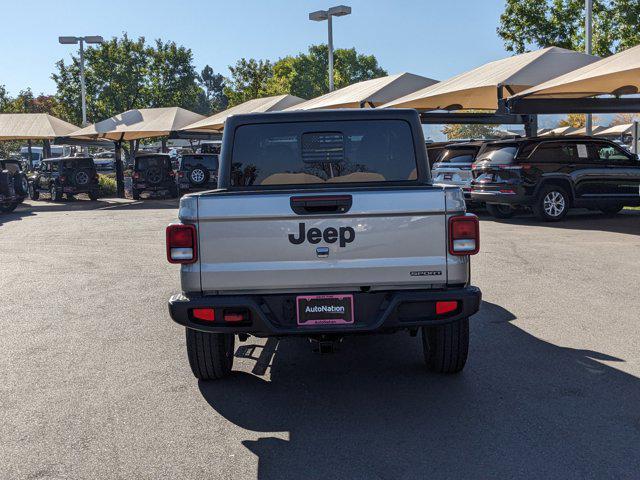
60 175 67 183
132 172 140 180
499 189 516 194
168 170 175 177
449 214 479 255
178 171 184 178
166 224 197 264
192 308 215 321
436 301 458 315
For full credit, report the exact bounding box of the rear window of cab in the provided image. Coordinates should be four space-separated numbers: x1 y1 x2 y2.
230 120 418 187
181 155 218 170
62 159 94 169
475 144 518 164
436 147 479 164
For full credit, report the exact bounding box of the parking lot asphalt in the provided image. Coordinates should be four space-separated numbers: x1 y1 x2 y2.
1 199 639 479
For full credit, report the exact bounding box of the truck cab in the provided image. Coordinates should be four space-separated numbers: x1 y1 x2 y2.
167 109 481 379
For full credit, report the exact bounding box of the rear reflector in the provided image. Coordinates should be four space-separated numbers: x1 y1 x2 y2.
449 215 480 255
223 310 249 323
166 224 197 264
192 308 215 321
436 301 458 315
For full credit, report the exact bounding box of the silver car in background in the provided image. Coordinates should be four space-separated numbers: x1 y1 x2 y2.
432 141 484 201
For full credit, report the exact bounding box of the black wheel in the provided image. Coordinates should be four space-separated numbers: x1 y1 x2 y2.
50 184 62 202
14 174 29 196
29 183 39 200
186 329 235 380
0 202 18 213
422 318 469 374
132 189 141 200
533 185 570 222
88 191 98 201
66 193 75 201
600 204 624 216
486 203 515 219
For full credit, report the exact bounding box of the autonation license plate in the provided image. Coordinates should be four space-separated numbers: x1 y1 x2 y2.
296 294 354 326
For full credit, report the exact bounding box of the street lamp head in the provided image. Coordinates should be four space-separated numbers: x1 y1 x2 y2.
58 36 79 45
309 10 329 21
84 36 104 44
328 5 351 16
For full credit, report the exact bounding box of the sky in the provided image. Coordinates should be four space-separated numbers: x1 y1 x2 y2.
0 0 510 96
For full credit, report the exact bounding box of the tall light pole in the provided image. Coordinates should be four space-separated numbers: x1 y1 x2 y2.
309 5 351 92
585 0 593 135
59 35 103 126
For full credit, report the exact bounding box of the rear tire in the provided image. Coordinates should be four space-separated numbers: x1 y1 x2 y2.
186 329 235 380
486 203 515 219
422 318 469 374
132 189 141 200
29 183 39 200
88 191 98 201
600 204 624 216
0 202 18 213
50 184 62 202
533 185 570 222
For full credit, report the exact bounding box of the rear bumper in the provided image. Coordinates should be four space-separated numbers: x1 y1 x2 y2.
134 182 175 191
62 185 98 193
168 286 482 336
470 189 530 205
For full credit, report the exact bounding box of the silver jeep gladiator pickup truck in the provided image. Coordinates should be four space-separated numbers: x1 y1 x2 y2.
167 109 481 379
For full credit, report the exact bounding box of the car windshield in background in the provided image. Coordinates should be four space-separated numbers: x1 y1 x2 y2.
136 157 168 169
231 120 417 186
1 161 20 173
437 147 478 164
475 145 518 164
181 155 218 170
62 159 94 169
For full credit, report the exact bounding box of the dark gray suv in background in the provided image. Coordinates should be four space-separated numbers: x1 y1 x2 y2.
471 136 640 221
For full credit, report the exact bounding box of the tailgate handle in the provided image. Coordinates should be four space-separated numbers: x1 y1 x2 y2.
290 195 352 215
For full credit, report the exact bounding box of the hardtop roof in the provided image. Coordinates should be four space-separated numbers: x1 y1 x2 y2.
223 108 421 130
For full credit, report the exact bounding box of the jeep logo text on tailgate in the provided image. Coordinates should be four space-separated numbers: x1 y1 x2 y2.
289 222 355 247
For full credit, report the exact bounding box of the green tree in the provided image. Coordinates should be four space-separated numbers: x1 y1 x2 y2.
0 85 10 112
497 0 640 57
265 44 387 99
223 58 274 106
442 123 497 140
198 65 228 113
52 34 202 124
146 39 201 110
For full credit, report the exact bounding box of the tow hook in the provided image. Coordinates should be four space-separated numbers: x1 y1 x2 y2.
309 335 343 354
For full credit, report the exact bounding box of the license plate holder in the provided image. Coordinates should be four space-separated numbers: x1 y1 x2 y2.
296 294 354 326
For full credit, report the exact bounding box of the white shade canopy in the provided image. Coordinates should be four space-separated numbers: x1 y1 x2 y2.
513 44 640 99
539 126 578 136
68 107 205 141
285 73 437 111
183 95 305 131
597 123 634 136
382 47 599 111
0 113 79 140
566 125 606 136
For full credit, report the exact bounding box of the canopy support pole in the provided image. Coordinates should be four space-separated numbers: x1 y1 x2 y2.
43 139 52 159
524 115 538 138
27 140 33 171
114 134 125 198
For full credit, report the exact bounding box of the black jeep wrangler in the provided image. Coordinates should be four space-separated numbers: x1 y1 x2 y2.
0 159 29 213
29 157 99 202
131 153 178 200
177 153 218 193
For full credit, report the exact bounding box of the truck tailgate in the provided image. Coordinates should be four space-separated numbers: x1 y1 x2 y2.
194 188 452 293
